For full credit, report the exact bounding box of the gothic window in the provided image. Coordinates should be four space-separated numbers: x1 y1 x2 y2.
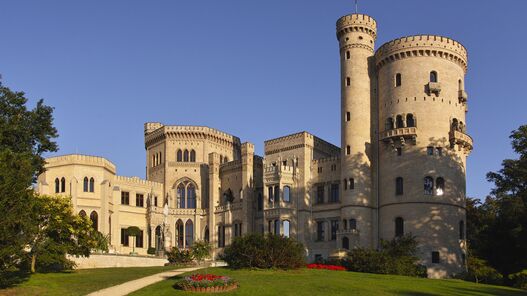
430 71 438 83
342 237 350 250
190 150 196 162
79 210 86 217
395 177 404 195
274 186 280 203
396 115 404 128
424 176 434 195
176 219 184 248
177 183 186 208
185 220 194 247
316 221 325 241
89 177 95 192
60 177 66 193
330 220 339 241
436 177 445 196
395 73 402 87
183 150 189 162
55 178 60 193
204 226 209 242
459 220 465 240
217 224 225 248
386 117 394 130
83 177 89 192
395 217 404 237
90 211 98 231
186 184 196 209
283 220 290 238
330 183 339 203
349 178 355 190
316 185 324 204
349 218 357 230
177 149 182 162
283 186 291 203
406 114 415 127
274 219 280 235
268 186 274 203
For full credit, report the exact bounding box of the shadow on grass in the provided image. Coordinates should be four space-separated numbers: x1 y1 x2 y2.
0 270 31 289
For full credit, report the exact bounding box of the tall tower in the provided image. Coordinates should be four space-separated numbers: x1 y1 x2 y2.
337 14 377 248
375 35 470 277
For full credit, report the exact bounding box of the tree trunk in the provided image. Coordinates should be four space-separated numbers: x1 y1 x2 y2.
31 254 36 273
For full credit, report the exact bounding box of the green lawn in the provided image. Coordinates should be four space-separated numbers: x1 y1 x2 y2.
131 267 527 296
0 266 179 296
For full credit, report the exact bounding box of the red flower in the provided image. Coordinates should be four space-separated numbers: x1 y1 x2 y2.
306 264 345 271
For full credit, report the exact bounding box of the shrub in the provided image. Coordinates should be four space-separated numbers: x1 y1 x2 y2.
220 234 305 269
455 256 503 285
147 247 156 255
166 247 193 265
509 270 527 290
343 235 427 277
190 240 212 264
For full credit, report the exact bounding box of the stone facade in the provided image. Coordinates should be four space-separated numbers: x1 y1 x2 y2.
36 13 470 278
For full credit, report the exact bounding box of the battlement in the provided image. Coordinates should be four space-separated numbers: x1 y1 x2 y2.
145 124 241 148
375 35 468 72
44 154 116 174
220 159 242 172
144 122 163 135
312 156 340 164
336 13 377 39
114 175 163 188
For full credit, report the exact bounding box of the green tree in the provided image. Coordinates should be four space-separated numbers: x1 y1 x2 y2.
127 226 141 254
190 240 212 265
0 81 58 284
483 125 527 277
27 195 107 273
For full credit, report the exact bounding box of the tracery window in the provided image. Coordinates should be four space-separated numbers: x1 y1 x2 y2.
424 176 434 195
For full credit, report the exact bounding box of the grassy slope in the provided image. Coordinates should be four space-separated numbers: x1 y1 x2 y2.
131 267 527 296
0 266 178 296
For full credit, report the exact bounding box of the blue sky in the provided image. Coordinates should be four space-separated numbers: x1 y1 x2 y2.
1 0 525 199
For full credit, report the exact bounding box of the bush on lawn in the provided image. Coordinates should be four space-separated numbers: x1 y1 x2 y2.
147 247 156 255
166 248 193 265
454 256 503 285
343 234 427 277
509 270 527 290
220 234 305 269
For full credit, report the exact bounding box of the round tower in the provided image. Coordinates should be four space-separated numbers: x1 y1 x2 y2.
375 35 471 277
336 14 377 248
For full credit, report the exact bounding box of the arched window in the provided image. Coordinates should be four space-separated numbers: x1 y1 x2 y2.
83 177 89 192
283 186 291 203
176 219 184 248
90 211 98 231
406 114 415 127
190 150 196 162
204 226 209 242
60 177 66 193
395 73 402 87
395 217 404 237
257 193 263 211
183 150 189 162
342 219 347 230
177 149 182 162
349 178 355 190
452 118 459 131
349 218 357 230
217 224 225 248
386 117 394 130
459 220 465 240
79 210 87 217
436 177 445 196
424 176 434 195
342 237 350 250
185 220 193 247
155 226 162 251
430 71 438 83
395 177 404 195
89 177 95 193
283 220 290 238
396 115 404 128
177 183 186 208
55 178 60 193
186 184 196 209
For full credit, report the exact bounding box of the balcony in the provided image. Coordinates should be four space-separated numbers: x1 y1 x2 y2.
449 130 473 153
214 202 242 213
380 127 417 145
264 165 295 182
458 90 468 103
337 229 360 236
427 82 441 95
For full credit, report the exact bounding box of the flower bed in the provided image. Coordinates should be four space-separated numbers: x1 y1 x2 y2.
306 263 346 271
178 274 238 293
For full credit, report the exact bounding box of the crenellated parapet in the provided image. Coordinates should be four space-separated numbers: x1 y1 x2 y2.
375 35 468 72
312 156 340 164
114 175 163 188
144 124 241 149
336 13 377 40
44 154 116 174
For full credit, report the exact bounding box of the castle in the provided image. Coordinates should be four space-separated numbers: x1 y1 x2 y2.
37 12 471 278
